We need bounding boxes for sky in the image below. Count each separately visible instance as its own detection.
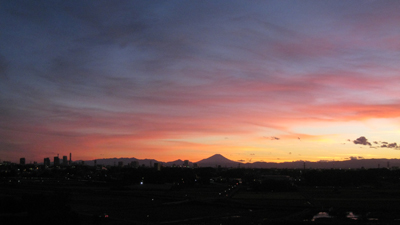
[1,0,400,164]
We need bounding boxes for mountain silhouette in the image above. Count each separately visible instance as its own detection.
[195,154,240,167]
[164,159,191,167]
[74,154,400,169]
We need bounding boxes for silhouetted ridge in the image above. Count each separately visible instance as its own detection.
[195,154,239,167]
[75,155,400,169]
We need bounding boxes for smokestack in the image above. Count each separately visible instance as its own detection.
[69,153,71,165]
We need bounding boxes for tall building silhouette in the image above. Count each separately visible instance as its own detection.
[20,158,25,165]
[63,156,68,165]
[44,158,50,167]
[154,162,161,171]
[131,161,139,168]
[54,156,60,166]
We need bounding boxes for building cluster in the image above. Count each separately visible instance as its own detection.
[43,153,72,167]
[17,153,73,167]
[9,154,198,171]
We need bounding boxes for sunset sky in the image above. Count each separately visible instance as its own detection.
[1,0,400,164]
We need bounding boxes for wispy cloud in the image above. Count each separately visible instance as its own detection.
[1,1,400,162]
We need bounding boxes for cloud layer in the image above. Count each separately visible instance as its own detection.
[353,136,399,150]
[1,1,400,162]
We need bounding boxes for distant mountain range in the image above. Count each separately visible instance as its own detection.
[196,154,239,167]
[78,154,400,169]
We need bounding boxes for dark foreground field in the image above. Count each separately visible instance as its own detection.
[3,166,400,224]
[2,181,400,225]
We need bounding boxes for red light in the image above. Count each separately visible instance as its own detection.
[105,215,109,218]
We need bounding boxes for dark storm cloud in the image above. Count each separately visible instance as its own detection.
[353,136,371,146]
